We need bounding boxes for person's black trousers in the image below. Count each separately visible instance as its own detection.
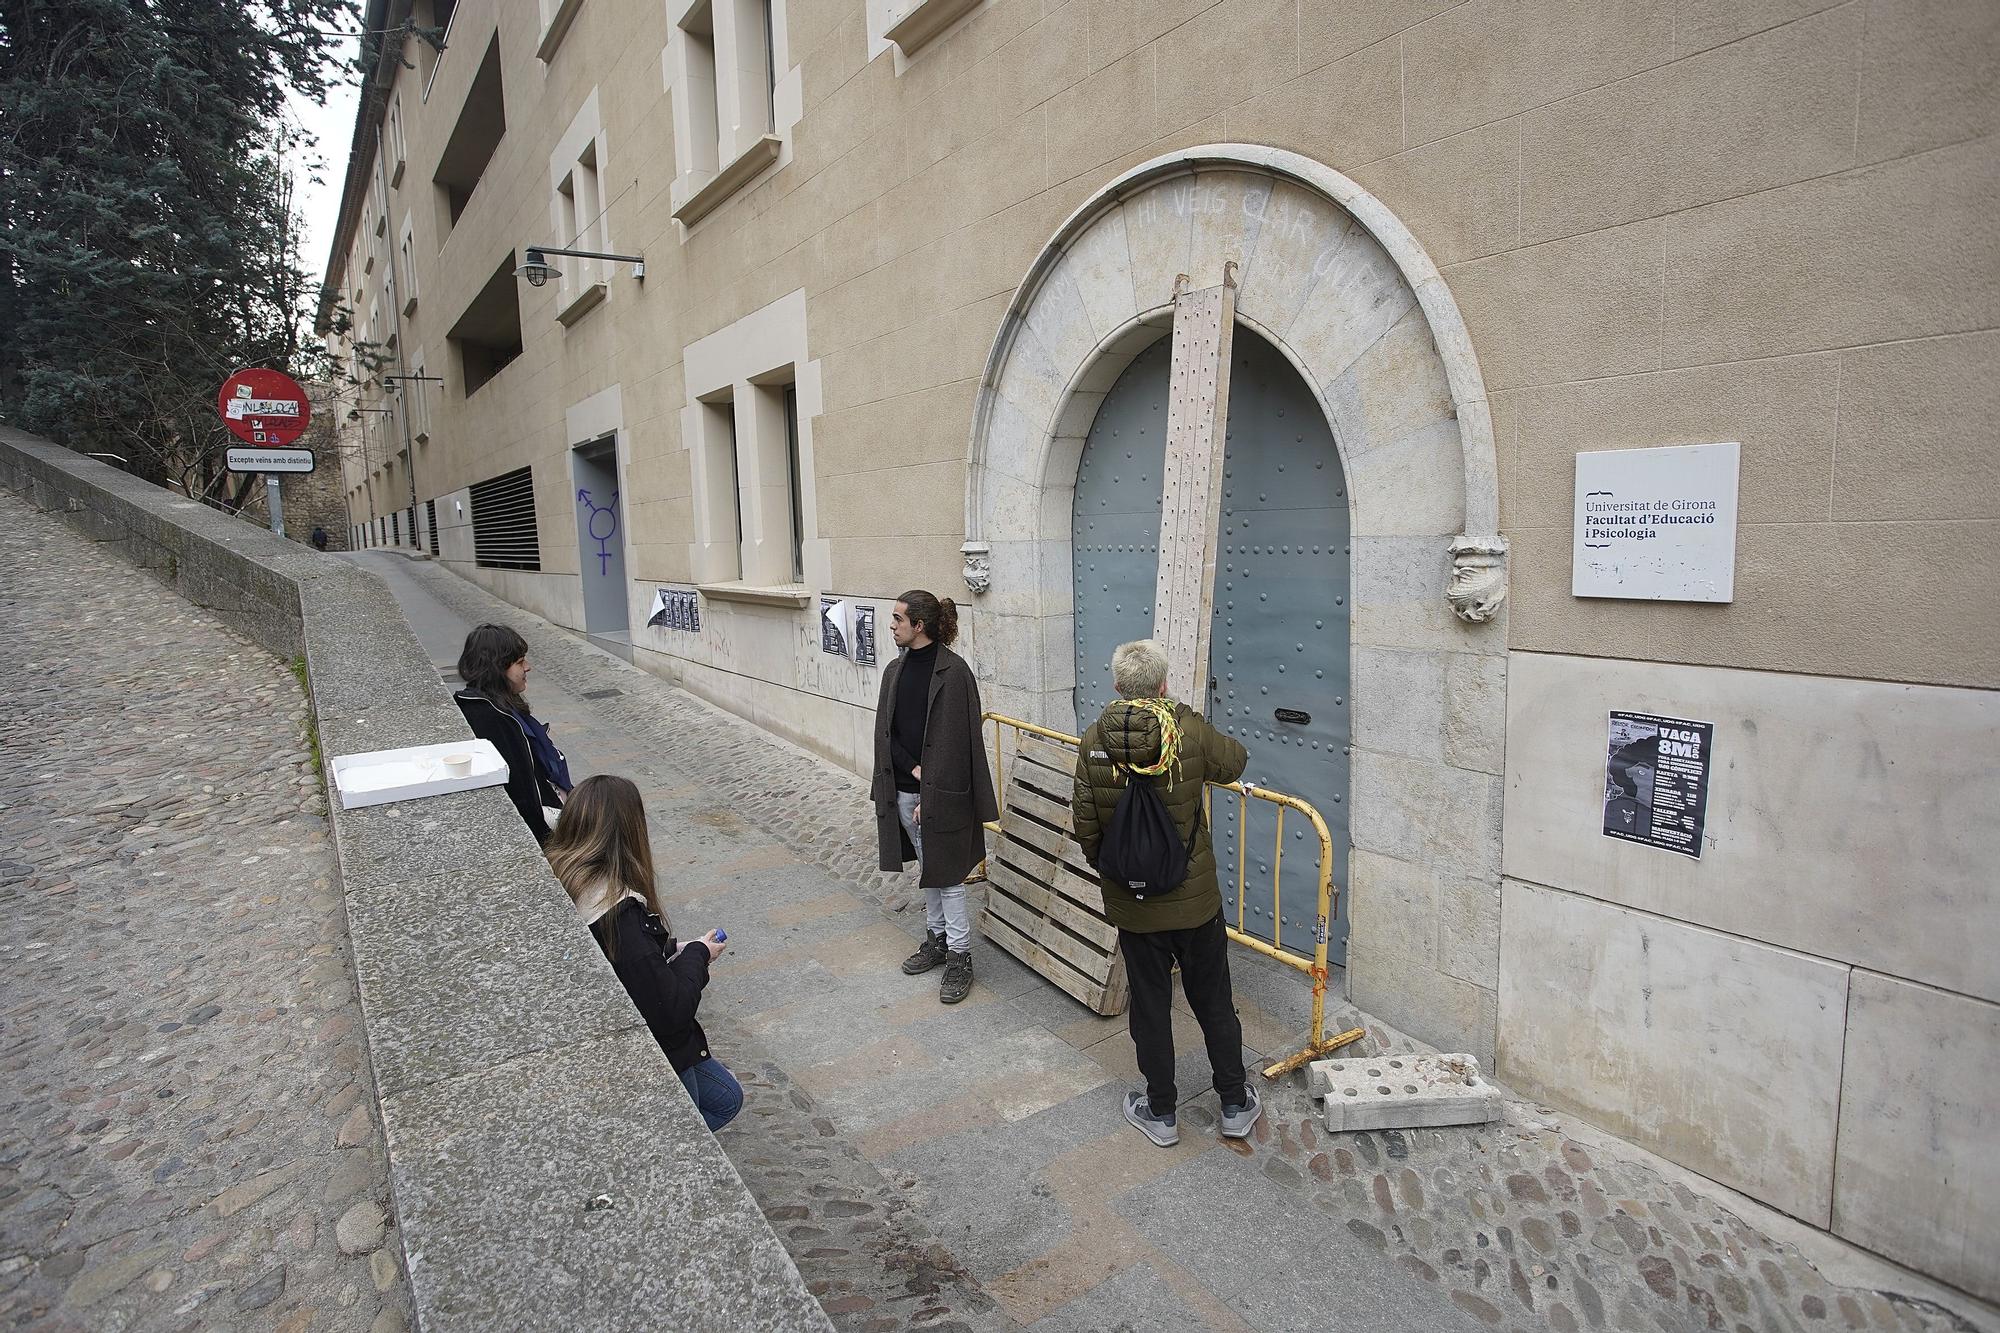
[1118,912,1247,1116]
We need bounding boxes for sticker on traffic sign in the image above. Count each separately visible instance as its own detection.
[217,368,311,446]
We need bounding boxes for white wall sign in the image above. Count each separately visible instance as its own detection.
[225,446,315,474]
[1573,442,1739,602]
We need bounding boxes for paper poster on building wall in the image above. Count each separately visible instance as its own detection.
[1573,442,1740,602]
[852,605,878,665]
[648,587,700,632]
[820,597,852,657]
[1602,711,1714,858]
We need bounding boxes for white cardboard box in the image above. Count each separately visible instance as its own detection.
[330,739,509,810]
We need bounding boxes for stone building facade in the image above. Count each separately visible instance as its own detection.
[319,0,1999,1302]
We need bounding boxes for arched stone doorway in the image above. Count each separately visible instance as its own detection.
[1071,326,1355,963]
[963,146,1509,1062]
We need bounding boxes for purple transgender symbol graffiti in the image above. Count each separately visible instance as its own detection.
[576,487,620,575]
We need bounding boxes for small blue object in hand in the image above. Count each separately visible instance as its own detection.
[713,929,727,943]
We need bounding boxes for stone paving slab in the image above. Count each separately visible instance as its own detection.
[358,549,1998,1333]
[0,493,413,1333]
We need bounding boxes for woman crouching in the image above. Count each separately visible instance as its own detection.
[546,774,742,1131]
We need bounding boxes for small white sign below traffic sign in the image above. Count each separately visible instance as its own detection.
[226,446,315,474]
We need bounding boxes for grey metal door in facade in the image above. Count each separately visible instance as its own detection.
[571,436,629,638]
[1071,329,1352,962]
[1072,339,1172,724]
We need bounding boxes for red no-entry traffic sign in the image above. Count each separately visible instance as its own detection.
[218,368,311,447]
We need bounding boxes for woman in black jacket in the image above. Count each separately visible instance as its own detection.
[454,624,572,845]
[546,775,741,1131]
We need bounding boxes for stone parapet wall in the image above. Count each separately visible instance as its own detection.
[0,426,831,1333]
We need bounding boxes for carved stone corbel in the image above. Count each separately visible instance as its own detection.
[960,540,991,595]
[1447,535,1508,623]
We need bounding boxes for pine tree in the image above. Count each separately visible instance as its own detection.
[0,0,357,504]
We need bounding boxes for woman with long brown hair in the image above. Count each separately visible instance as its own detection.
[546,775,741,1130]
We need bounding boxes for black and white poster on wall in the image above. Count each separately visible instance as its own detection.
[1602,711,1713,858]
[820,597,850,657]
[852,604,877,665]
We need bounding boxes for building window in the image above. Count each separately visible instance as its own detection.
[682,290,818,595]
[432,34,506,233]
[399,219,419,315]
[668,0,789,227]
[386,93,407,186]
[559,147,601,263]
[674,3,720,181]
[470,464,542,570]
[420,0,458,96]
[537,0,585,60]
[689,374,804,587]
[553,153,608,320]
[447,253,525,395]
[547,94,611,324]
[782,383,803,582]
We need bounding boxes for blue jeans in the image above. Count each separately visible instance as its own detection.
[678,1057,743,1131]
[896,789,971,952]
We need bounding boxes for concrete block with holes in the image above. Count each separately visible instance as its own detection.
[1308,1052,1502,1132]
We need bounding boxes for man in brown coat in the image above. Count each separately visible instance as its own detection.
[871,589,998,1004]
[1073,638,1258,1147]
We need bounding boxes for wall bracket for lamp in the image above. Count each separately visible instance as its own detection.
[516,246,646,287]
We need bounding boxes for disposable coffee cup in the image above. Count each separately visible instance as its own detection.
[442,752,473,776]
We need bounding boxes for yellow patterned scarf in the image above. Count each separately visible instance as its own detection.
[1109,696,1183,781]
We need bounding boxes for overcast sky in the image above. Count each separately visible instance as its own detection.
[286,77,363,308]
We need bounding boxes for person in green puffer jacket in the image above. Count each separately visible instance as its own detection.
[1072,638,1261,1149]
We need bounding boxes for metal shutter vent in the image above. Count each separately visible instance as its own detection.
[470,465,541,570]
[426,498,440,555]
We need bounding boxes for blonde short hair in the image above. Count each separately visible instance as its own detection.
[1111,639,1170,699]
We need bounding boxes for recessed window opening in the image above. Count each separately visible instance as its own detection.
[725,409,745,550]
[448,253,526,395]
[761,0,777,111]
[432,34,506,231]
[556,144,604,292]
[681,3,720,177]
[783,383,803,582]
[421,0,459,94]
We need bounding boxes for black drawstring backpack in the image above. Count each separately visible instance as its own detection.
[1095,767,1191,896]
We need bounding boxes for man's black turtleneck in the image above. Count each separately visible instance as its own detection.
[890,640,939,793]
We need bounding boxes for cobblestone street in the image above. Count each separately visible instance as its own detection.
[0,492,412,1333]
[358,548,1997,1333]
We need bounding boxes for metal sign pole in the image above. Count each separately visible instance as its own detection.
[266,474,286,537]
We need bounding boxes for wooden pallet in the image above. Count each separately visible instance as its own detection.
[980,732,1129,1016]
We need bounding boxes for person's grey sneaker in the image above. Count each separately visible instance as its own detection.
[1123,1090,1179,1147]
[939,950,973,1004]
[1219,1088,1262,1139]
[901,930,948,975]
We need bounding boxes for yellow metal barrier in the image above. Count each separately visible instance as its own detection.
[980,712,1362,1078]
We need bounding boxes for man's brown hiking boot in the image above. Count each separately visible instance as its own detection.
[939,950,973,1004]
[901,930,948,975]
